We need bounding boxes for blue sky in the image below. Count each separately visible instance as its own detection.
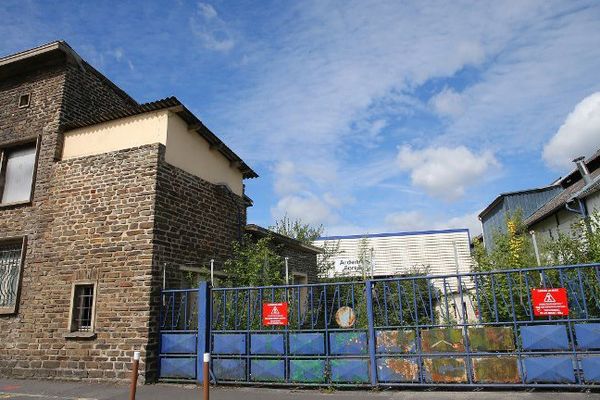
[3,0,600,236]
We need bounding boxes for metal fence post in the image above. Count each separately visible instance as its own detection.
[197,281,209,384]
[364,280,377,386]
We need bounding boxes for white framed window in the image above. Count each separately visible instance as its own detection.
[0,238,26,315]
[68,282,97,333]
[0,139,39,205]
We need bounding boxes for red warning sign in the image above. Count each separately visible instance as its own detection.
[262,302,289,326]
[531,288,569,316]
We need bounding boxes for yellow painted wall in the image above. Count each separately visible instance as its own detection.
[62,110,244,196]
[165,112,244,196]
[62,110,169,159]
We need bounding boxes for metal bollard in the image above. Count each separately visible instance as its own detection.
[203,353,210,400]
[129,351,140,400]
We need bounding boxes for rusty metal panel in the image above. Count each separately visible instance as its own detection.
[472,356,520,383]
[423,357,467,383]
[376,357,419,382]
[468,327,515,352]
[376,330,416,353]
[421,328,465,352]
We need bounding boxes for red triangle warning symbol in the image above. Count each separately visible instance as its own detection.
[272,306,280,315]
[544,292,556,303]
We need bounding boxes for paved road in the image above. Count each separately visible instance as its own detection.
[0,379,599,400]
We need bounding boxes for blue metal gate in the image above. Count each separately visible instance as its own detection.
[159,263,600,388]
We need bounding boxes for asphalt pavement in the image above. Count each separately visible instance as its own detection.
[0,379,599,400]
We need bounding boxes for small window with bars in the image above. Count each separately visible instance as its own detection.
[70,284,95,332]
[0,241,24,313]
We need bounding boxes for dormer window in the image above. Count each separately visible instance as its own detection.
[18,93,30,108]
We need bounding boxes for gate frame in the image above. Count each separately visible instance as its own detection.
[159,263,600,388]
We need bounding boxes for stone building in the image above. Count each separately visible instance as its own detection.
[0,41,316,382]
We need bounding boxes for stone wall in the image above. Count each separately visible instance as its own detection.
[144,145,247,379]
[0,64,66,378]
[0,50,250,383]
[1,56,149,382]
[0,145,159,381]
[280,245,319,283]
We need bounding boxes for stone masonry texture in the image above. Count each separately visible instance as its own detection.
[0,50,256,383]
[0,47,314,384]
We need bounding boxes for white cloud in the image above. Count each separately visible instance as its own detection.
[384,211,427,232]
[397,145,499,201]
[190,2,234,52]
[443,212,482,237]
[113,47,124,62]
[430,87,465,117]
[543,92,600,170]
[197,2,217,19]
[271,194,338,226]
[273,161,303,196]
[203,1,600,231]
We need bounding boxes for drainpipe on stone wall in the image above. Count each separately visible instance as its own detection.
[210,259,215,287]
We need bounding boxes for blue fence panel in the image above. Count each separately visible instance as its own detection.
[251,359,285,382]
[330,359,370,383]
[329,331,368,355]
[521,325,569,350]
[289,359,326,383]
[289,333,324,355]
[581,356,600,383]
[213,359,246,381]
[213,334,246,354]
[575,323,600,349]
[160,357,196,379]
[376,357,419,382]
[523,356,576,383]
[251,334,285,355]
[160,263,600,388]
[160,333,196,354]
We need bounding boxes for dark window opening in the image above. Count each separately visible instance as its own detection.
[18,94,30,108]
[71,284,94,332]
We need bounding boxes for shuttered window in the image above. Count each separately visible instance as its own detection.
[0,241,24,313]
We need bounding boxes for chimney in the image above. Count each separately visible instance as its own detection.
[573,156,592,186]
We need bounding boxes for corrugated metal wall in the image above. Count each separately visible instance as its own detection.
[481,187,562,250]
[313,230,472,280]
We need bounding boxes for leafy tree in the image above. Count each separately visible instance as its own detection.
[270,214,324,244]
[357,236,372,280]
[473,210,537,272]
[315,239,341,277]
[223,234,284,287]
[473,210,600,322]
[271,214,341,277]
[473,211,538,321]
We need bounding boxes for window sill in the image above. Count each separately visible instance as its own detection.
[64,331,96,340]
[0,306,17,315]
[0,200,32,209]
